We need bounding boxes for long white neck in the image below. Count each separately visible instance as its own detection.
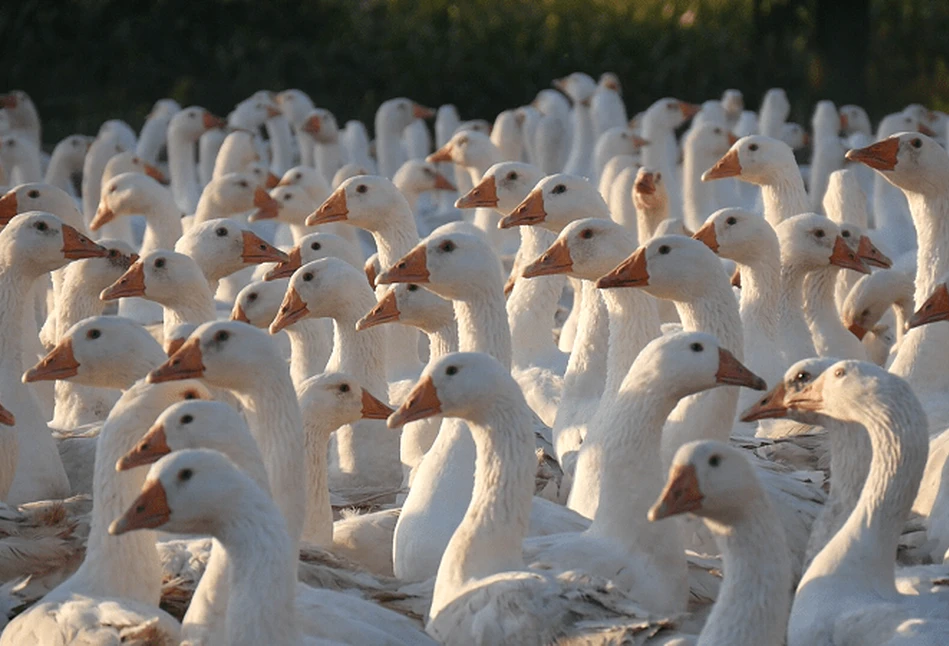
[454,287,512,371]
[698,494,791,646]
[761,171,809,228]
[803,268,866,359]
[266,117,295,176]
[675,285,744,359]
[554,282,609,431]
[140,197,184,253]
[44,148,79,196]
[564,104,594,178]
[285,320,332,388]
[507,229,563,370]
[167,128,202,213]
[737,249,781,343]
[636,201,669,245]
[430,394,535,619]
[159,285,216,342]
[777,266,818,364]
[301,416,338,547]
[609,170,639,237]
[376,117,406,179]
[315,143,342,185]
[683,148,723,231]
[600,289,660,400]
[424,321,458,360]
[325,296,388,395]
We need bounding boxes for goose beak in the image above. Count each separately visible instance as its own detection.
[62,225,109,259]
[0,191,17,227]
[679,102,701,120]
[648,464,703,521]
[426,143,454,164]
[231,303,250,323]
[24,339,80,383]
[784,373,826,412]
[847,321,869,340]
[307,188,348,226]
[0,403,14,427]
[702,148,742,181]
[413,104,435,120]
[633,135,650,148]
[165,336,186,357]
[203,112,226,130]
[716,348,767,390]
[302,114,321,136]
[361,389,395,420]
[522,238,573,278]
[356,290,401,331]
[596,247,649,289]
[456,175,498,209]
[266,246,302,281]
[264,172,280,189]
[433,172,456,192]
[499,189,546,229]
[266,105,282,119]
[503,274,517,297]
[148,337,206,383]
[252,187,279,221]
[856,235,891,269]
[101,260,146,300]
[241,230,288,264]
[109,479,171,535]
[376,247,430,284]
[691,221,719,253]
[727,131,739,146]
[364,259,379,289]
[269,287,310,334]
[731,268,741,289]
[845,137,899,171]
[115,423,170,472]
[829,236,870,274]
[740,382,789,422]
[388,376,441,428]
[908,283,949,330]
[840,113,849,131]
[634,172,656,195]
[918,123,937,138]
[142,163,167,185]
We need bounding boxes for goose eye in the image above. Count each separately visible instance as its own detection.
[356,184,368,194]
[725,216,737,225]
[912,138,923,148]
[108,249,119,257]
[708,454,721,467]
[215,227,228,237]
[795,371,811,383]
[87,329,101,340]
[842,230,850,238]
[35,221,48,232]
[246,292,258,303]
[407,284,419,291]
[183,390,199,400]
[689,342,703,352]
[303,272,313,281]
[27,189,39,199]
[109,185,117,193]
[713,128,721,135]
[284,194,293,201]
[310,242,321,250]
[339,384,350,393]
[814,229,825,238]
[658,245,671,255]
[215,330,229,342]
[551,184,566,195]
[238,180,248,188]
[748,143,759,152]
[834,367,846,377]
[861,308,869,317]
[445,365,458,375]
[439,240,456,253]
[295,173,301,180]
[654,172,662,181]
[189,112,196,119]
[154,258,166,268]
[178,468,193,482]
[507,172,518,181]
[181,414,194,424]
[580,229,594,239]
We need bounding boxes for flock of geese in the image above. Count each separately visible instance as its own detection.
[0,72,948,644]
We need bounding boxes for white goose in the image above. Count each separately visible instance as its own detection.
[375,98,434,179]
[167,106,225,214]
[590,73,628,140]
[44,135,92,198]
[640,97,699,219]
[841,268,915,364]
[682,123,737,232]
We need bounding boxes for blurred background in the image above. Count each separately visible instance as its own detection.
[4,0,949,145]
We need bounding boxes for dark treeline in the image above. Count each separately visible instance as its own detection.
[3,0,949,146]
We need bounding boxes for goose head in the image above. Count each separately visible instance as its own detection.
[270,257,371,333]
[356,282,454,333]
[262,184,316,226]
[780,123,809,150]
[0,211,107,275]
[649,440,759,523]
[596,234,727,301]
[300,108,340,145]
[775,213,868,274]
[500,173,608,232]
[149,320,284,389]
[846,132,949,194]
[232,279,286,327]
[0,133,38,169]
[202,172,279,220]
[102,152,167,185]
[0,90,38,129]
[376,230,502,301]
[298,372,393,434]
[169,106,225,141]
[245,162,280,191]
[598,72,621,94]
[644,97,701,128]
[740,357,837,426]
[839,105,871,136]
[275,89,315,126]
[760,88,790,120]
[908,276,949,330]
[63,237,137,289]
[265,231,360,281]
[632,167,667,215]
[692,207,778,265]
[175,218,287,281]
[812,101,841,139]
[427,130,498,169]
[553,72,597,106]
[116,400,258,475]
[841,269,914,340]
[523,217,633,281]
[721,89,744,119]
[0,182,83,229]
[229,95,280,131]
[780,359,904,423]
[456,161,543,214]
[532,89,571,120]
[101,250,207,304]
[702,135,798,185]
[685,123,738,161]
[52,133,93,164]
[596,126,649,157]
[331,163,373,190]
[92,172,174,231]
[393,159,456,197]
[24,315,167,389]
[307,175,408,229]
[276,165,332,204]
[376,98,435,134]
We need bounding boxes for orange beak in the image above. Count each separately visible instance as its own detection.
[147,337,206,383]
[143,163,167,184]
[253,187,279,221]
[634,172,656,196]
[918,123,937,138]
[678,102,701,120]
[101,260,147,300]
[387,375,441,428]
[433,172,456,192]
[269,287,310,334]
[522,238,574,278]
[264,172,280,189]
[306,188,348,226]
[115,423,171,471]
[0,403,14,426]
[108,479,171,535]
[856,235,891,269]
[0,191,17,227]
[499,189,546,229]
[265,246,302,281]
[361,389,395,420]
[648,464,703,521]
[908,283,949,330]
[376,246,430,284]
[731,267,742,289]
[740,381,790,422]
[24,339,80,383]
[231,302,250,323]
[203,112,226,130]
[727,132,739,146]
[355,290,401,331]
[829,236,870,274]
[691,221,719,253]
[456,175,498,209]
[847,321,869,340]
[716,348,767,390]
[845,137,900,172]
[426,143,454,164]
[702,148,742,181]
[596,247,649,289]
[62,225,109,259]
[840,113,849,131]
[413,104,436,120]
[90,203,116,231]
[302,114,321,136]
[241,230,289,264]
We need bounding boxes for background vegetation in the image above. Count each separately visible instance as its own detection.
[3,0,949,145]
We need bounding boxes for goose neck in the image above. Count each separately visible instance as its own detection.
[601,288,660,399]
[761,172,809,228]
[737,251,781,340]
[906,191,949,305]
[160,289,216,341]
[674,284,744,359]
[426,323,459,360]
[140,198,184,253]
[370,215,419,269]
[286,320,331,387]
[777,265,817,360]
[301,412,335,547]
[167,129,200,211]
[454,289,512,370]
[326,301,389,395]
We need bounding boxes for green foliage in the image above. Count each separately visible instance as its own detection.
[2,0,949,146]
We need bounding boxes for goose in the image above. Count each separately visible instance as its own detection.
[590,72,628,141]
[780,122,810,151]
[847,132,949,431]
[392,159,456,234]
[841,268,915,360]
[590,126,646,189]
[649,440,792,646]
[772,360,949,646]
[0,378,211,646]
[264,105,296,178]
[209,129,262,183]
[703,134,808,227]
[0,133,43,185]
[271,165,359,248]
[269,258,400,491]
[265,231,363,280]
[167,106,225,214]
[841,105,873,137]
[275,89,317,165]
[721,89,744,127]
[0,91,41,148]
[81,131,127,234]
[598,152,637,206]
[99,120,138,152]
[43,135,92,198]
[633,167,672,244]
[640,97,699,219]
[821,168,876,306]
[375,98,434,179]
[299,108,344,184]
[387,352,674,645]
[489,109,524,163]
[0,213,106,503]
[522,332,764,615]
[758,88,790,139]
[101,250,215,343]
[134,98,180,168]
[112,448,436,646]
[191,172,279,226]
[682,123,738,232]
[231,279,294,361]
[809,101,845,210]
